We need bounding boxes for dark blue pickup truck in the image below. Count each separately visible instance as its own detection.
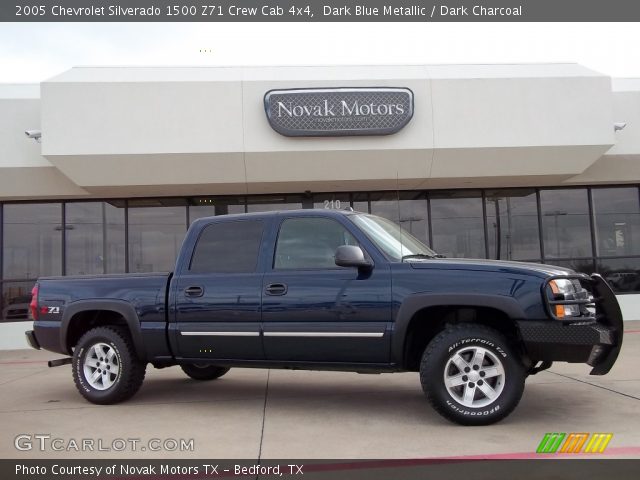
[25,209,623,425]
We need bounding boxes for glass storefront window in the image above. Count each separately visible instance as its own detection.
[128,201,187,273]
[545,259,596,276]
[430,191,485,258]
[246,195,303,213]
[65,202,126,275]
[540,189,592,259]
[370,192,430,246]
[3,187,640,301]
[189,197,246,223]
[592,187,640,257]
[2,281,35,322]
[485,189,541,261]
[2,203,62,279]
[352,193,369,213]
[597,257,640,293]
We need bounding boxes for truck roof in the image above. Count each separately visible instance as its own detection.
[191,207,361,226]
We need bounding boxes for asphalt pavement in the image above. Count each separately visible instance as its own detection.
[1,322,638,460]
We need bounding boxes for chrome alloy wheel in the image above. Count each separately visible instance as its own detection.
[82,342,120,390]
[443,346,505,408]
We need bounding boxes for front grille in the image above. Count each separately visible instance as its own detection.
[574,281,596,318]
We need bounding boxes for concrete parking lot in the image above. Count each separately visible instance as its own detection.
[1,322,639,460]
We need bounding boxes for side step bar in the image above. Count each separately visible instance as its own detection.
[48,357,72,368]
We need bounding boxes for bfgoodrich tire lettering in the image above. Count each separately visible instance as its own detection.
[420,324,525,426]
[72,326,146,405]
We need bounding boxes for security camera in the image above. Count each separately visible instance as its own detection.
[614,122,627,132]
[24,129,42,140]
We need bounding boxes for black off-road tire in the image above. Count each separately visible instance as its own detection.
[72,326,146,405]
[180,364,230,381]
[420,324,525,426]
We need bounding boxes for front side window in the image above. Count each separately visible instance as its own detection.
[190,220,264,273]
[274,217,358,270]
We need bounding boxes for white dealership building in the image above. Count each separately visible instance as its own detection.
[1,63,639,348]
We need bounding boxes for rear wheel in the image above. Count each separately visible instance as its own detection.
[420,324,525,426]
[72,326,146,404]
[181,364,230,381]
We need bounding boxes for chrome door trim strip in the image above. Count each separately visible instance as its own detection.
[262,332,384,338]
[180,331,260,337]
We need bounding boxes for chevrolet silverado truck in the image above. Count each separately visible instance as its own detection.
[25,209,623,425]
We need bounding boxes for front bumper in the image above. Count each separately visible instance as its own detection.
[518,274,623,375]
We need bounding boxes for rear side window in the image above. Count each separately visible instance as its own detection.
[190,220,264,273]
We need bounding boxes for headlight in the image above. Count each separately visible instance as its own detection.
[548,279,581,318]
[549,278,575,295]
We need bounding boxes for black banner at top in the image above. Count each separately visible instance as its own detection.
[3,0,640,22]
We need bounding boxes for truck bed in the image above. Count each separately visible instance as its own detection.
[34,272,172,358]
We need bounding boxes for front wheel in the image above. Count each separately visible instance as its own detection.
[420,324,525,426]
[181,364,230,381]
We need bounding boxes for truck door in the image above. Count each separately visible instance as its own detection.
[261,215,392,363]
[172,218,266,360]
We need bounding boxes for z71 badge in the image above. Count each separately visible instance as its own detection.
[41,306,60,315]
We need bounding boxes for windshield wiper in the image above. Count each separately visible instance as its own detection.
[401,253,437,261]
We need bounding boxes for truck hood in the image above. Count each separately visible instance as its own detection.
[408,258,575,277]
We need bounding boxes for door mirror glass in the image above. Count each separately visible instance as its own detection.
[335,245,371,269]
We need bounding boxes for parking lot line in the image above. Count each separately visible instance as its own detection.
[0,359,47,365]
[546,372,640,401]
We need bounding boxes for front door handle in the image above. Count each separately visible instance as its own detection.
[184,286,204,297]
[265,283,288,296]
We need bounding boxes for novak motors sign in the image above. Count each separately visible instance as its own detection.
[264,87,414,137]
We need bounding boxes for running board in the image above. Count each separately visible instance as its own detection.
[48,357,72,368]
[528,360,552,375]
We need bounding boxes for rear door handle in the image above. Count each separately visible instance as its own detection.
[184,286,204,297]
[265,283,288,296]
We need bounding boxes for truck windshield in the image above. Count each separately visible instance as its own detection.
[350,213,439,262]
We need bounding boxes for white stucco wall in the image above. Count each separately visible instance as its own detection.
[36,63,616,197]
[616,295,640,323]
[2,65,640,199]
[0,322,30,350]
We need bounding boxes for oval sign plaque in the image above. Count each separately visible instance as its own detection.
[264,87,414,137]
